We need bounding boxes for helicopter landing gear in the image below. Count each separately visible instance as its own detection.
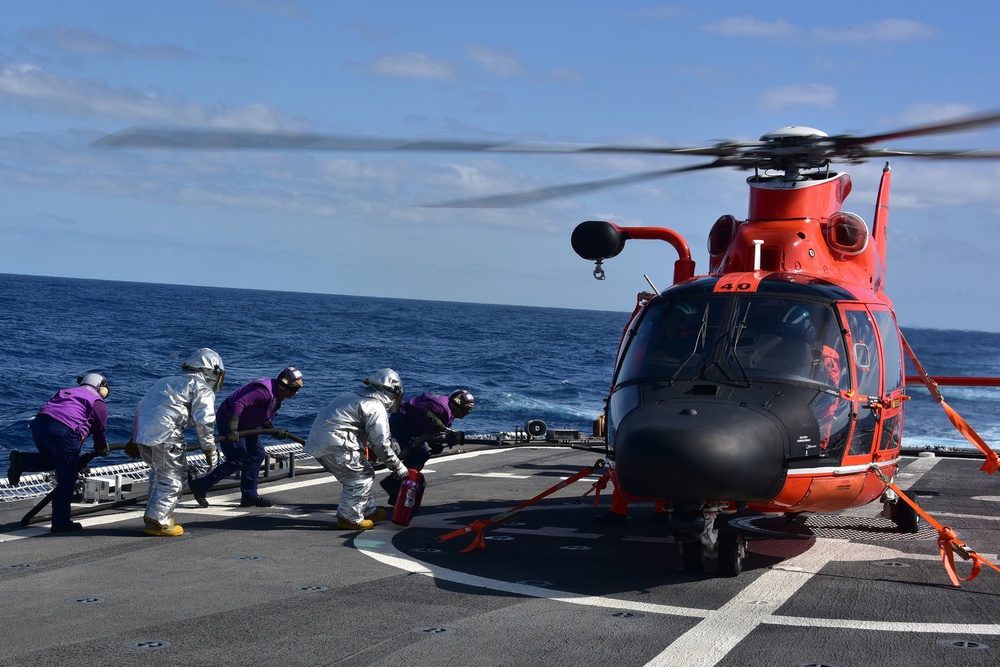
[717,530,746,577]
[881,488,919,533]
[680,539,705,573]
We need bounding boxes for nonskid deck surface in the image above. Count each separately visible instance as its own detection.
[1,446,999,667]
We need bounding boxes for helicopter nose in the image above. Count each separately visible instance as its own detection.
[613,401,787,502]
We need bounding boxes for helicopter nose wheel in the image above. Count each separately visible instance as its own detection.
[717,530,747,577]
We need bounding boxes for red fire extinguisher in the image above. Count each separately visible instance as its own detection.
[391,468,426,526]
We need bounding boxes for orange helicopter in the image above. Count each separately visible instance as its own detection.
[96,110,1000,577]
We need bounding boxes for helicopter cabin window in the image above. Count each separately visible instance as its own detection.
[617,297,724,383]
[871,310,904,393]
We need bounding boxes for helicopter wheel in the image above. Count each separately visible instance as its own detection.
[680,540,705,573]
[890,501,920,534]
[717,531,746,578]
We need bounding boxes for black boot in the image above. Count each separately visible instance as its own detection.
[7,450,24,486]
[188,474,209,507]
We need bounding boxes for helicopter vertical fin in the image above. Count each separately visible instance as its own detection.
[870,163,892,294]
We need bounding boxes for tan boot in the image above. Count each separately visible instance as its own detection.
[144,516,184,537]
[337,514,375,530]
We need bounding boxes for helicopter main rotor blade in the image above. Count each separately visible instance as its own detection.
[93,126,734,157]
[427,161,726,208]
[832,109,1000,149]
[855,148,1000,160]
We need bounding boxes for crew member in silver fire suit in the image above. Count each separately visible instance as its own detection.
[129,348,224,537]
[304,368,408,530]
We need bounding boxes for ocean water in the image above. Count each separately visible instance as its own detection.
[1,273,998,476]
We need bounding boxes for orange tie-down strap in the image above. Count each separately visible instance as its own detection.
[870,466,1000,586]
[900,333,1000,474]
[434,459,606,553]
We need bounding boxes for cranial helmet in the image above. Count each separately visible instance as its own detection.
[449,389,475,415]
[278,366,304,391]
[779,306,817,343]
[182,348,226,392]
[78,373,109,399]
[666,302,698,336]
[363,368,403,411]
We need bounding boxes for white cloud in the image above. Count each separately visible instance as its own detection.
[814,19,932,42]
[757,83,838,111]
[464,44,524,77]
[366,52,460,80]
[704,17,797,37]
[0,62,305,130]
[25,27,198,60]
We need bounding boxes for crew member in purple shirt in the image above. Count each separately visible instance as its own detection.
[7,373,111,532]
[188,366,303,508]
[380,389,474,505]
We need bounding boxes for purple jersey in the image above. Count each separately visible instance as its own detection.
[36,385,109,450]
[397,393,454,434]
[217,378,281,430]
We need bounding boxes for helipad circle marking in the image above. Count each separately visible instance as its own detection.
[126,639,172,650]
[971,496,1000,502]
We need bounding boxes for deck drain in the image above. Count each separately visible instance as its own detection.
[67,597,106,604]
[4,563,37,569]
[126,639,172,650]
[937,639,989,650]
[412,627,456,635]
[560,545,592,551]
[292,586,329,592]
[797,662,840,667]
[411,547,443,554]
[485,535,514,541]
[233,555,263,561]
[516,580,553,587]
[610,611,645,619]
[875,561,911,568]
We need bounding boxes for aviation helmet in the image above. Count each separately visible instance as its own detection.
[449,389,475,417]
[181,347,226,392]
[277,366,304,392]
[77,372,109,399]
[779,306,818,343]
[666,302,699,336]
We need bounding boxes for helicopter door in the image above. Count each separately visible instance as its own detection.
[870,309,905,456]
[841,306,883,459]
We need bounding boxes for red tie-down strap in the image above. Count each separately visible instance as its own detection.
[900,333,1000,474]
[870,465,1000,586]
[434,459,606,553]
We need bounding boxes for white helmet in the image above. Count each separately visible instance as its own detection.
[77,373,109,399]
[181,348,225,392]
[363,368,403,412]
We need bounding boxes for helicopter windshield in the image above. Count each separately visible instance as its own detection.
[617,297,725,383]
[616,294,848,390]
[725,297,847,389]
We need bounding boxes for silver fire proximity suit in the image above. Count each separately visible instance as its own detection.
[132,349,223,528]
[305,370,407,524]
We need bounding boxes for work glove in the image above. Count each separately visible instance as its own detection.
[95,444,110,457]
[445,430,464,447]
[273,429,289,441]
[392,461,409,480]
[224,430,240,444]
[124,441,141,460]
[429,442,444,456]
[204,447,219,470]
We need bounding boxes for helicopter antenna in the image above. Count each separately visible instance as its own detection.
[752,240,765,271]
[644,274,659,293]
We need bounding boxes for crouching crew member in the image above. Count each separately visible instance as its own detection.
[130,348,224,537]
[8,373,111,532]
[305,368,408,530]
[381,389,474,505]
[189,366,303,508]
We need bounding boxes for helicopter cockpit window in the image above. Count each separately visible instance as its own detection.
[617,297,723,383]
[725,298,847,389]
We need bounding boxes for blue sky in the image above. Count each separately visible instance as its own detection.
[2,2,1000,330]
